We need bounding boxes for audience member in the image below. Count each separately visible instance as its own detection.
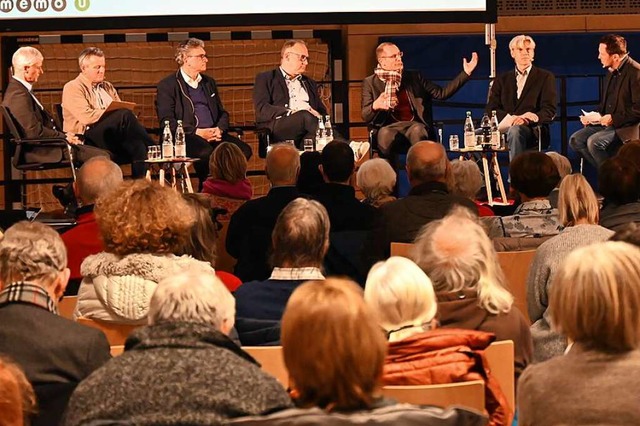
[545,151,572,208]
[413,208,532,378]
[450,159,494,216]
[229,278,487,425]
[518,242,640,425]
[227,143,301,282]
[234,198,328,345]
[599,156,640,231]
[64,272,292,425]
[610,221,640,246]
[484,151,561,238]
[0,222,110,424]
[0,356,36,426]
[615,139,640,168]
[60,157,123,293]
[157,38,252,183]
[75,179,214,323]
[356,158,397,207]
[62,47,152,178]
[296,150,324,197]
[369,141,476,262]
[527,174,613,362]
[365,256,511,425]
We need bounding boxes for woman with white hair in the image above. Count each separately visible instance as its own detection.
[356,158,397,207]
[413,208,532,379]
[365,256,511,425]
[527,174,613,362]
[450,160,494,216]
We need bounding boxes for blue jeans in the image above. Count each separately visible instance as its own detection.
[569,125,620,169]
[506,125,537,161]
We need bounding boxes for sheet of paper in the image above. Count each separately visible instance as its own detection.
[105,100,136,113]
[497,114,514,133]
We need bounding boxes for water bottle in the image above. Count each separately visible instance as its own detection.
[315,118,326,150]
[324,115,334,143]
[174,120,186,158]
[464,111,476,148]
[480,113,491,147]
[162,120,174,159]
[490,110,500,149]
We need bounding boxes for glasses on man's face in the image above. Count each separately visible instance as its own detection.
[287,51,309,63]
[380,52,404,60]
[188,54,208,60]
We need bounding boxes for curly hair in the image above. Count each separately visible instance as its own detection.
[95,180,195,256]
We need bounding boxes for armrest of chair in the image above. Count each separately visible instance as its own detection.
[14,137,69,147]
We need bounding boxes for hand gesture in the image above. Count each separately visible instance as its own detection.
[463,52,479,76]
[600,114,613,127]
[373,92,395,110]
[66,132,82,145]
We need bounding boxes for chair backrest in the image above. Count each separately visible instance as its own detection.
[58,296,78,320]
[110,345,125,356]
[0,105,24,141]
[390,242,414,259]
[381,380,485,412]
[242,345,288,387]
[496,250,537,324]
[76,317,140,346]
[216,220,237,273]
[484,340,515,411]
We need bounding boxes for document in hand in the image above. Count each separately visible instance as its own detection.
[581,109,602,124]
[105,100,136,113]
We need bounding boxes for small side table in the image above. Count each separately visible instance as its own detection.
[144,158,198,193]
[451,147,508,206]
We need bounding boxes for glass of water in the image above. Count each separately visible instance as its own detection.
[448,135,459,151]
[147,145,160,160]
[303,138,314,152]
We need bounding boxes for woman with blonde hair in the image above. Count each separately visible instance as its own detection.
[0,356,35,426]
[527,173,613,362]
[356,158,396,207]
[519,242,640,425]
[413,208,532,378]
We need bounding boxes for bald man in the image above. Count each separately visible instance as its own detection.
[226,143,302,282]
[368,141,477,262]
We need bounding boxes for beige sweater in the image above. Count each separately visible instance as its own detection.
[62,73,120,134]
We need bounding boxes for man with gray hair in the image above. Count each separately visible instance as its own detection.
[62,47,153,178]
[227,143,302,282]
[234,198,329,345]
[368,141,476,262]
[157,38,252,184]
[61,157,124,292]
[1,46,109,165]
[0,221,110,424]
[64,272,291,425]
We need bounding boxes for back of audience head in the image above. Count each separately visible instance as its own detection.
[149,272,235,335]
[0,356,36,426]
[0,221,69,300]
[96,179,195,256]
[615,140,640,170]
[412,207,513,314]
[75,156,123,205]
[178,193,217,267]
[406,141,448,187]
[610,222,640,247]
[356,158,396,204]
[450,160,482,200]
[558,174,599,227]
[271,198,330,269]
[320,140,354,184]
[210,142,247,184]
[510,151,560,199]
[297,151,324,196]
[365,256,437,342]
[281,278,386,412]
[550,241,640,352]
[599,157,640,205]
[266,143,300,186]
[545,152,572,183]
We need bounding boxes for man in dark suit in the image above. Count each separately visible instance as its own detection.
[253,39,327,148]
[569,34,640,169]
[361,42,478,155]
[0,221,111,424]
[487,35,557,160]
[1,46,108,166]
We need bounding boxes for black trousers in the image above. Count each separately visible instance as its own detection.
[186,132,253,183]
[272,110,319,148]
[71,144,111,164]
[84,109,153,178]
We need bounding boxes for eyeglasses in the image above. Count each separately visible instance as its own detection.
[287,51,310,63]
[380,52,404,60]
[187,54,208,60]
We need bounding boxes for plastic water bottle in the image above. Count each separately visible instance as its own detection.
[480,113,491,146]
[174,120,186,158]
[464,111,476,148]
[324,115,334,143]
[490,110,500,149]
[315,118,326,150]
[162,120,174,159]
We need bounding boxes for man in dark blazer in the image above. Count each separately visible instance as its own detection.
[569,34,640,169]
[1,46,108,166]
[157,38,252,183]
[253,39,327,148]
[487,35,557,160]
[361,42,478,155]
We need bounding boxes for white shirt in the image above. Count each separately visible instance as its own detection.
[515,64,532,99]
[269,267,325,281]
[180,68,202,89]
[279,67,310,112]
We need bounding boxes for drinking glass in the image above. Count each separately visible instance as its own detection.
[448,135,459,151]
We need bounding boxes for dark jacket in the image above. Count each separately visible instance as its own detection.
[63,322,292,425]
[313,183,376,232]
[156,70,230,135]
[598,56,640,142]
[253,68,327,129]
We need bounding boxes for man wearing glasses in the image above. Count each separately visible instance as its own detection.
[157,38,252,184]
[253,39,327,148]
[362,42,478,155]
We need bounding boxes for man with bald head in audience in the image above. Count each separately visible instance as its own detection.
[368,141,477,262]
[61,157,123,293]
[227,143,302,282]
